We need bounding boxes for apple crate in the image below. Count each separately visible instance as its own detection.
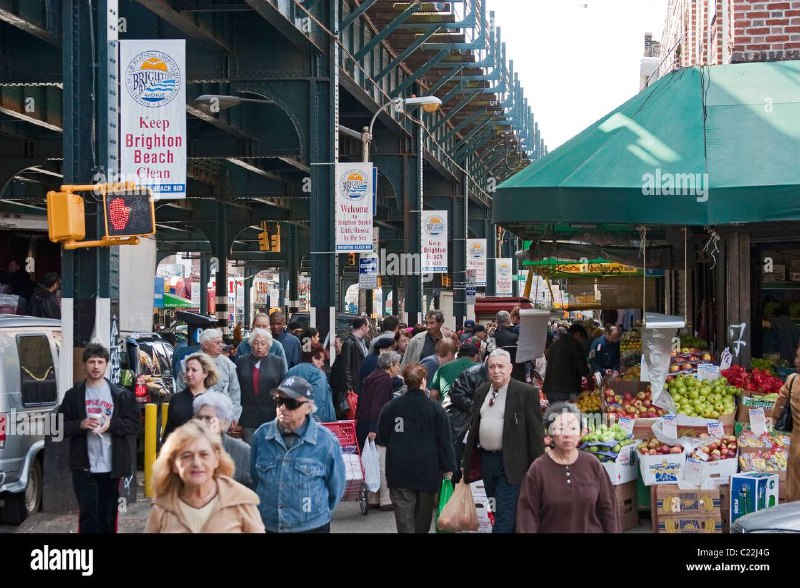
[735,392,775,422]
[603,444,639,485]
[639,450,686,486]
[684,457,739,485]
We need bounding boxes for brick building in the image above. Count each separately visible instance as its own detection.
[659,0,800,75]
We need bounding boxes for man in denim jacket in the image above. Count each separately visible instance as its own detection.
[251,376,345,533]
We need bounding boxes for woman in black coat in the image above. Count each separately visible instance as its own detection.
[235,328,287,444]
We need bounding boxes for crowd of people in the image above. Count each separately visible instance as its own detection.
[62,307,800,536]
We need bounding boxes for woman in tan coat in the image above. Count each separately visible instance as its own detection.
[145,420,264,533]
[772,344,800,503]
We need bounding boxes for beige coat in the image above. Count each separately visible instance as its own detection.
[145,475,265,533]
[773,374,800,503]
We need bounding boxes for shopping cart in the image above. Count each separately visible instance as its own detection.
[322,420,369,515]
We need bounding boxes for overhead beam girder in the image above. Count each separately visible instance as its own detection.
[0,2,60,46]
[134,0,234,53]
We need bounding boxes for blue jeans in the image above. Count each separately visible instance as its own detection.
[480,451,520,534]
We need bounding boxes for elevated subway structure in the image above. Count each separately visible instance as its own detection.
[0,0,546,336]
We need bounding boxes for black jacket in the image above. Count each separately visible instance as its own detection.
[494,325,519,349]
[58,379,138,478]
[378,389,456,494]
[236,353,286,428]
[331,334,367,398]
[543,334,591,398]
[444,362,488,441]
[461,379,545,486]
[161,389,197,442]
[29,286,60,319]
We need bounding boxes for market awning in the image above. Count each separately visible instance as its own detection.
[495,60,800,232]
[522,256,664,278]
[163,293,193,308]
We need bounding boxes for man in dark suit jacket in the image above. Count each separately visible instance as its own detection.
[493,310,519,348]
[235,330,287,444]
[331,317,369,416]
[543,324,591,403]
[462,349,544,534]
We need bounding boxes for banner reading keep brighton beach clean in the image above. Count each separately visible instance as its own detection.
[335,163,374,252]
[120,40,186,198]
[495,258,513,296]
[421,210,448,273]
[466,239,487,287]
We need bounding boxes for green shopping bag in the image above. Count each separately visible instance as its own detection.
[436,477,454,533]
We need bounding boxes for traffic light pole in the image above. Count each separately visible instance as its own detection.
[47,0,119,514]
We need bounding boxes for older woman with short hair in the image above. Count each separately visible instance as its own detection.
[516,402,619,533]
[193,392,254,490]
[145,420,264,533]
[236,327,286,444]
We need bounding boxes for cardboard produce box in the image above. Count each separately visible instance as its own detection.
[615,480,638,532]
[729,472,780,526]
[651,486,722,533]
[639,450,686,486]
[736,392,776,422]
[652,485,721,516]
[602,444,639,485]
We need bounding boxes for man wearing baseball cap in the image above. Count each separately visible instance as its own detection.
[251,376,345,533]
[460,319,476,342]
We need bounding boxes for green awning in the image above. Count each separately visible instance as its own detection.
[496,60,800,229]
[163,293,193,308]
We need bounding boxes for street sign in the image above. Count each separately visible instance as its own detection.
[359,254,378,290]
[466,286,476,306]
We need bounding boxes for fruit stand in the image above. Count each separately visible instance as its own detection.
[571,316,790,532]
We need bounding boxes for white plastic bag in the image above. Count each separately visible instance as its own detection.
[361,439,380,493]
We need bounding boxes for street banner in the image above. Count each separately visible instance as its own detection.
[359,254,379,290]
[335,163,374,252]
[495,258,513,296]
[119,40,186,198]
[421,210,448,273]
[466,239,487,286]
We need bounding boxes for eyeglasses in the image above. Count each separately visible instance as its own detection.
[272,396,307,410]
[488,388,498,407]
[194,415,218,424]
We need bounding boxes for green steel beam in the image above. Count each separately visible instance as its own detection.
[389,49,447,97]
[431,89,480,133]
[354,2,420,61]
[375,24,442,82]
[340,0,377,31]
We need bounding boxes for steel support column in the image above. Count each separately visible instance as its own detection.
[404,124,423,324]
[288,224,299,311]
[485,219,495,296]
[309,3,338,345]
[200,255,210,315]
[452,184,466,329]
[214,202,228,332]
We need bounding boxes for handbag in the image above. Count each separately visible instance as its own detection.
[774,374,796,433]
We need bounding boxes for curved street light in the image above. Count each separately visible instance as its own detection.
[362,95,442,162]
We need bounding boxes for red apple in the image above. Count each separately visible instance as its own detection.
[669,446,682,454]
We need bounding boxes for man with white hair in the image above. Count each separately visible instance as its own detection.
[176,328,242,422]
[461,349,545,534]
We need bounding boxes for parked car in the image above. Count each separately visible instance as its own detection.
[731,502,800,533]
[0,315,61,525]
[117,333,174,463]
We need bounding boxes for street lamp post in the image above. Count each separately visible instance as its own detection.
[360,95,441,321]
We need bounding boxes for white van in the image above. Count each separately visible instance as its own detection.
[0,315,60,524]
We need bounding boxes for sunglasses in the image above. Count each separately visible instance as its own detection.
[272,396,307,410]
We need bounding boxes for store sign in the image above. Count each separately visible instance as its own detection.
[421,211,448,273]
[119,40,186,198]
[335,163,373,252]
[466,239,487,287]
[495,258,513,296]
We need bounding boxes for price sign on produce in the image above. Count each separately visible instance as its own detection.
[661,414,678,439]
[749,407,767,436]
[707,421,725,439]
[617,416,634,436]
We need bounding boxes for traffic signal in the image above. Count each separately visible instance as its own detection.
[258,231,269,251]
[347,253,357,266]
[441,274,452,288]
[267,222,281,252]
[103,188,155,238]
[46,191,86,243]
